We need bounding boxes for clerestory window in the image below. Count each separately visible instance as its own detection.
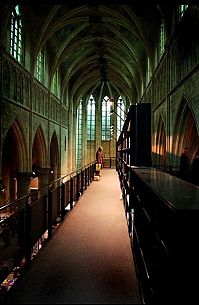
[10,5,24,64]
[87,95,96,141]
[52,69,59,97]
[36,49,45,83]
[76,101,83,169]
[160,21,166,57]
[178,5,189,20]
[117,97,125,139]
[102,96,111,141]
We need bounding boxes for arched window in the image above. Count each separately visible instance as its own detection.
[36,49,45,83]
[178,5,189,21]
[76,101,83,169]
[52,69,59,97]
[10,5,24,64]
[87,95,96,141]
[117,97,125,139]
[160,21,165,57]
[102,96,111,141]
[147,57,151,85]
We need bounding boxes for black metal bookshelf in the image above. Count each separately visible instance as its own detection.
[117,104,199,303]
[116,103,151,233]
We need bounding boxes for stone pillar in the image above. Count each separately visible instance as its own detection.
[49,165,58,182]
[9,176,17,202]
[38,167,50,197]
[49,165,58,189]
[16,172,32,206]
[0,179,6,206]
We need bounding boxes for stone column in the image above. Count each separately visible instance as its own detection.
[16,172,32,207]
[38,167,50,197]
[0,179,7,206]
[9,176,17,202]
[49,165,58,189]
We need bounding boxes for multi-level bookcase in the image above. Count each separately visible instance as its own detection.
[117,102,151,170]
[130,166,199,303]
[117,103,151,230]
[117,103,199,303]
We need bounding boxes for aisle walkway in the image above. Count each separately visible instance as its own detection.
[4,169,141,304]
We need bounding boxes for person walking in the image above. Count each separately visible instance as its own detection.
[96,146,104,166]
[95,146,104,177]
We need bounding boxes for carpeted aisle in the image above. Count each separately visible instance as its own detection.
[5,168,142,304]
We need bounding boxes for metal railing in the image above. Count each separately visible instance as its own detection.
[103,157,116,168]
[0,161,96,299]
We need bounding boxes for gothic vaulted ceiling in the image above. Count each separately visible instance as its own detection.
[2,1,175,103]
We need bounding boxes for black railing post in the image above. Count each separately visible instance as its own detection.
[24,197,32,267]
[85,168,87,190]
[90,165,92,182]
[88,166,90,186]
[70,176,74,209]
[81,169,84,195]
[61,183,65,221]
[76,173,80,200]
[48,190,52,239]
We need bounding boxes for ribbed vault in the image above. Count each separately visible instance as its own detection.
[0,2,174,104]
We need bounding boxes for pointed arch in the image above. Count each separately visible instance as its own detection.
[2,118,28,203]
[32,125,48,169]
[155,115,166,168]
[50,131,59,181]
[172,95,199,161]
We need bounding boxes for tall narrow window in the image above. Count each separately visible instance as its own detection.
[36,49,45,83]
[102,96,111,141]
[160,22,165,57]
[52,69,59,97]
[10,5,23,64]
[147,57,151,84]
[117,97,125,139]
[178,5,189,20]
[76,101,83,169]
[87,95,96,141]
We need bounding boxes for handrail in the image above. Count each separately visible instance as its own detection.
[0,160,97,298]
[0,161,96,211]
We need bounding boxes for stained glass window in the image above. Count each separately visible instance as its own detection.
[10,5,23,64]
[87,95,96,141]
[36,49,45,83]
[102,96,111,141]
[76,101,83,169]
[117,97,125,139]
